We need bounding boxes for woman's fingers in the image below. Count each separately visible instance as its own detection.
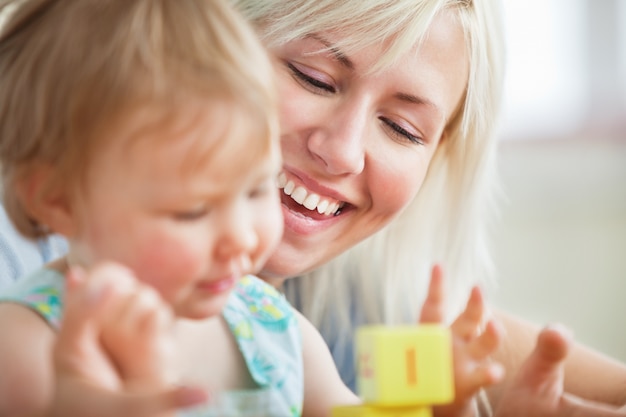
[494,325,625,417]
[454,319,505,395]
[516,324,571,389]
[451,286,486,340]
[467,319,504,359]
[419,264,445,324]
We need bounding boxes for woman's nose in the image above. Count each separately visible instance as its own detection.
[306,100,367,176]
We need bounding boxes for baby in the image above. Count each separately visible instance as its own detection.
[0,0,299,414]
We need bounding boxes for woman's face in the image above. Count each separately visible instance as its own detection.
[261,11,468,280]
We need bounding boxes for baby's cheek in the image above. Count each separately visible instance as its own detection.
[129,238,205,297]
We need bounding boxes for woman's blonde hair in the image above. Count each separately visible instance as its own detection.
[234,0,506,329]
[0,0,278,238]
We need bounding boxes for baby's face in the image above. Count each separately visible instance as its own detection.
[69,101,283,319]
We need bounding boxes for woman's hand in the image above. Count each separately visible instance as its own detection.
[420,265,505,417]
[493,325,626,417]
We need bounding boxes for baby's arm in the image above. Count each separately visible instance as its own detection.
[421,265,504,417]
[297,310,361,417]
[0,302,57,416]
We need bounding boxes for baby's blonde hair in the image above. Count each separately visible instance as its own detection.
[234,0,506,328]
[0,0,278,238]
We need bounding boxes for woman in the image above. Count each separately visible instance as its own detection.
[233,0,626,412]
[0,0,625,415]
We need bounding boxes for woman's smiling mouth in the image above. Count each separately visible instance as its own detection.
[277,172,345,216]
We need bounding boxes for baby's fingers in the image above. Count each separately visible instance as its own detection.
[107,285,173,336]
[50,380,208,417]
[55,267,121,388]
[57,267,113,357]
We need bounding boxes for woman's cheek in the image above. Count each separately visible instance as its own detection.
[371,156,427,217]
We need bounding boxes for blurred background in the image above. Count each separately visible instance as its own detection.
[489,0,626,361]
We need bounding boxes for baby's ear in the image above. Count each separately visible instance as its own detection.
[15,164,76,237]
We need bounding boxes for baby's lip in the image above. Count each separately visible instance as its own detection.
[196,275,237,293]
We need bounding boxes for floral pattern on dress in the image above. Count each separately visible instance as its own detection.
[222,275,303,416]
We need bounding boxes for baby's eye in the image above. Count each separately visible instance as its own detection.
[249,182,271,199]
[379,117,424,146]
[249,173,281,199]
[172,207,209,221]
[287,62,336,94]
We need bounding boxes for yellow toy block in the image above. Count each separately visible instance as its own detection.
[332,404,432,417]
[356,325,454,406]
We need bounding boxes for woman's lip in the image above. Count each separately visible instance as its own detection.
[283,166,349,203]
[281,197,347,235]
[196,276,237,293]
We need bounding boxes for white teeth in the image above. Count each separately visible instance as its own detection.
[291,186,307,204]
[316,199,329,214]
[277,172,287,188]
[284,180,295,196]
[277,173,345,216]
[303,194,320,210]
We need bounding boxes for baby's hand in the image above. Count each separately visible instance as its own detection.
[85,262,178,392]
[62,262,177,393]
[51,264,206,417]
[420,265,504,417]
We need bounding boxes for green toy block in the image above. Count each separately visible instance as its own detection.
[356,325,454,406]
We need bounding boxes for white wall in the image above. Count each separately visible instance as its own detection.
[492,0,626,362]
[489,138,626,362]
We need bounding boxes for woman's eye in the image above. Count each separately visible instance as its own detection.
[379,117,424,145]
[172,208,209,221]
[287,62,336,94]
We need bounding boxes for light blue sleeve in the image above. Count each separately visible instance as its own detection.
[0,203,69,289]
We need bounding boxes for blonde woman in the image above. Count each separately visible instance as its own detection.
[234,0,626,414]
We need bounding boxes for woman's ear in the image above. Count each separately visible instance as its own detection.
[14,164,76,237]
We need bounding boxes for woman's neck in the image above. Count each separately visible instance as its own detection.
[257,273,286,290]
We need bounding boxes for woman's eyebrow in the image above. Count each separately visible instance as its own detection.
[396,92,444,122]
[304,34,354,69]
